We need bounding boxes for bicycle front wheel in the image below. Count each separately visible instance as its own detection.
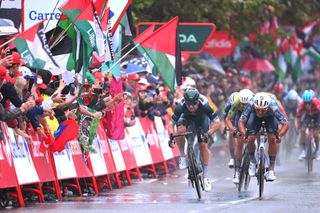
[258,148,265,199]
[188,147,202,200]
[238,152,250,192]
[307,136,313,173]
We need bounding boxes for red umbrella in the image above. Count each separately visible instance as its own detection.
[241,58,275,73]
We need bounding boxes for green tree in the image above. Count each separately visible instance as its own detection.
[132,0,320,56]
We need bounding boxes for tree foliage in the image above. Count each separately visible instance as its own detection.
[132,0,320,56]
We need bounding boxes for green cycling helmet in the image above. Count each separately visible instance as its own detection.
[184,88,200,105]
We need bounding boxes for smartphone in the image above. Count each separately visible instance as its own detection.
[68,102,80,111]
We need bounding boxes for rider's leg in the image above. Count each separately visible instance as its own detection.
[248,135,257,162]
[229,135,236,160]
[176,125,187,156]
[314,129,320,153]
[268,133,277,171]
[199,142,210,178]
[235,136,244,172]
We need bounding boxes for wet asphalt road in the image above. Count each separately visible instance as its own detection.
[5,145,320,213]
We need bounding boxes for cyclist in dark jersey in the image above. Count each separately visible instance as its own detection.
[239,92,289,181]
[168,88,220,192]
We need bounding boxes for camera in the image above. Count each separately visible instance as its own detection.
[93,88,103,94]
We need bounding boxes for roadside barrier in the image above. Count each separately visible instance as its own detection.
[0,115,179,207]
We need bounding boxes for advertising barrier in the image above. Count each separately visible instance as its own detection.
[0,115,179,206]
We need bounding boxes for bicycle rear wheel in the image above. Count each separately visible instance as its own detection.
[258,148,265,199]
[188,147,202,200]
[307,137,313,173]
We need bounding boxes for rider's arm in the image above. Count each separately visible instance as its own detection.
[238,103,252,135]
[226,102,238,132]
[203,102,220,135]
[168,104,184,135]
[272,107,289,137]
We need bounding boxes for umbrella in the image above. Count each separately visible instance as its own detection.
[241,58,275,73]
[0,18,18,36]
[198,53,226,75]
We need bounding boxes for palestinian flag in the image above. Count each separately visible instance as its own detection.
[74,3,103,56]
[134,16,182,93]
[307,45,320,64]
[272,53,287,80]
[14,21,60,74]
[47,26,78,72]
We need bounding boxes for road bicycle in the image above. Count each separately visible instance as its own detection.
[170,131,204,200]
[305,118,316,173]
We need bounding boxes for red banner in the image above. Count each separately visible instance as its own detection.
[203,31,237,59]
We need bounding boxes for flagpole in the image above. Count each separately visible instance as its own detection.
[106,43,140,72]
[44,0,61,32]
[0,37,16,49]
[49,23,73,49]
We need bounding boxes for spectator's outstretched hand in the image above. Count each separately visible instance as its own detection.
[20,100,36,113]
[0,54,13,67]
[0,47,10,58]
[113,93,123,104]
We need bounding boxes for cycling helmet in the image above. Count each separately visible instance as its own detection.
[253,92,271,109]
[229,92,239,104]
[302,90,314,103]
[184,88,200,104]
[239,89,254,104]
[287,90,299,101]
[273,83,284,94]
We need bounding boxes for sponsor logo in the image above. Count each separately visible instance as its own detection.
[29,10,61,21]
[179,34,197,43]
[206,39,232,48]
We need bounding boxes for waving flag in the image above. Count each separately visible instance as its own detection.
[134,17,182,93]
[107,0,131,33]
[14,21,61,74]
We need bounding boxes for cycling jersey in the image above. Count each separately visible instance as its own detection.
[171,94,219,124]
[227,97,244,119]
[240,98,288,125]
[223,99,232,119]
[296,98,320,118]
[282,95,301,117]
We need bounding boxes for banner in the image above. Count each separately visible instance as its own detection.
[89,137,108,176]
[23,0,67,31]
[108,139,126,172]
[126,119,153,167]
[7,128,39,185]
[29,131,56,182]
[68,140,93,178]
[53,144,77,180]
[154,117,174,160]
[203,31,237,59]
[139,117,164,164]
[0,122,19,188]
[96,123,117,174]
[119,133,138,170]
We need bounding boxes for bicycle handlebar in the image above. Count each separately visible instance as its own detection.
[170,132,193,139]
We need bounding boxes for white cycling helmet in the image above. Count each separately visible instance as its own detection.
[229,92,239,104]
[253,92,271,109]
[287,90,299,101]
[239,89,254,104]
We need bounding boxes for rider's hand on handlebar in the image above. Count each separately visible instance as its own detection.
[168,134,175,148]
[275,134,281,144]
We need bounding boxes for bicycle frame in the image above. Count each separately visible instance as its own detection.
[171,131,204,200]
